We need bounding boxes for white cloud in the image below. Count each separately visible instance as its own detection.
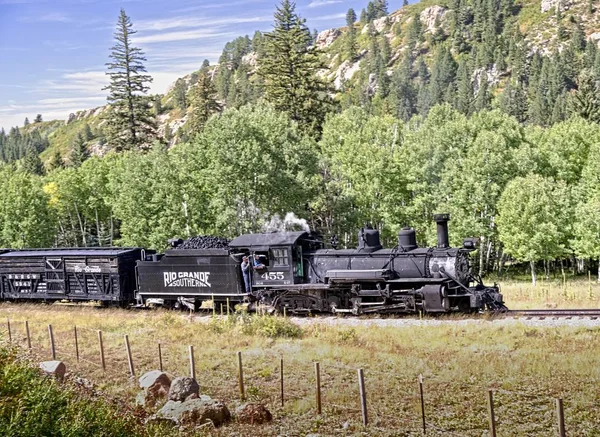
[135,29,235,44]
[135,15,270,32]
[308,0,342,7]
[20,12,71,22]
[311,13,346,21]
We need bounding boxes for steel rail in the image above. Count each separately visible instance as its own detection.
[506,308,600,318]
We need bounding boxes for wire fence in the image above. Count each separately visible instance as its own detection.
[1,316,594,436]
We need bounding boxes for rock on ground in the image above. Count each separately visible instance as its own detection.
[39,361,66,379]
[136,370,172,408]
[168,376,200,401]
[154,397,231,427]
[235,403,273,425]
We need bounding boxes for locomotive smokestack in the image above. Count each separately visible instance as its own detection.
[433,213,450,248]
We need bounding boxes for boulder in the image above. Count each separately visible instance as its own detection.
[154,397,231,427]
[139,370,171,390]
[235,403,273,425]
[541,0,573,13]
[168,377,200,402]
[39,361,66,379]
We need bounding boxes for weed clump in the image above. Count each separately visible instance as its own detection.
[208,312,302,339]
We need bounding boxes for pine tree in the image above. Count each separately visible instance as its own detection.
[24,117,30,127]
[70,132,90,168]
[259,0,333,136]
[429,46,457,105]
[455,59,473,114]
[188,71,222,134]
[103,9,156,152]
[390,54,416,120]
[22,146,43,175]
[474,71,490,111]
[403,0,409,6]
[570,69,600,122]
[46,150,64,171]
[173,78,188,110]
[406,14,423,50]
[83,123,94,141]
[571,20,586,52]
[345,8,358,60]
[34,114,42,123]
[499,78,528,122]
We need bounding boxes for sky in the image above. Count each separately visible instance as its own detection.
[0,0,406,131]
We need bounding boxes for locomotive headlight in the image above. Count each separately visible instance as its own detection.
[463,238,478,250]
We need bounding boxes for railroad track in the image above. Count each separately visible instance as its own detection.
[506,309,600,318]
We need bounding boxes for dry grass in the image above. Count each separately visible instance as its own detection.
[498,277,600,309]
[1,302,600,436]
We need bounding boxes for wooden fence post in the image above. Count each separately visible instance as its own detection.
[189,345,196,380]
[556,398,566,437]
[158,342,163,372]
[73,326,79,362]
[6,318,11,342]
[237,351,245,401]
[419,374,426,434]
[24,321,31,351]
[124,334,135,377]
[488,390,497,437]
[280,357,284,407]
[97,330,106,371]
[48,324,56,360]
[358,368,368,426]
[315,362,322,414]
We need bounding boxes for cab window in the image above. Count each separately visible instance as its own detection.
[272,248,289,266]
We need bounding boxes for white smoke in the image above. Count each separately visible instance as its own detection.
[263,212,310,233]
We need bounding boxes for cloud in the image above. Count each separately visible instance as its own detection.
[135,29,235,44]
[135,15,270,32]
[20,12,71,22]
[308,0,342,8]
[311,13,346,21]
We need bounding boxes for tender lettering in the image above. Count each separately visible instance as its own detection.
[163,271,211,288]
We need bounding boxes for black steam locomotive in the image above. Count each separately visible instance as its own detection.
[0,214,506,314]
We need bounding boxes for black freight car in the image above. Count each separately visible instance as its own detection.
[135,249,244,309]
[0,248,144,304]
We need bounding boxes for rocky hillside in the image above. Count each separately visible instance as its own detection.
[9,0,600,165]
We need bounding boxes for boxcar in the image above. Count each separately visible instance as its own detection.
[0,248,143,303]
[135,249,244,308]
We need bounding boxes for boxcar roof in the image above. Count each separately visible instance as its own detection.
[0,248,141,257]
[229,232,308,249]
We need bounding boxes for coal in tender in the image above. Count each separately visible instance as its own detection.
[175,235,230,250]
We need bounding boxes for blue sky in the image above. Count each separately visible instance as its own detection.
[0,0,406,131]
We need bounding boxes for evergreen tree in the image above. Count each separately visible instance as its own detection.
[571,20,586,52]
[46,150,64,171]
[455,60,473,114]
[103,9,156,152]
[403,0,409,6]
[570,69,600,122]
[390,54,416,120]
[173,78,188,111]
[34,114,42,123]
[22,146,43,175]
[24,117,29,127]
[259,0,333,136]
[406,14,423,49]
[188,71,222,134]
[345,8,358,60]
[70,132,90,168]
[83,123,94,141]
[474,71,490,111]
[499,78,528,122]
[429,46,457,106]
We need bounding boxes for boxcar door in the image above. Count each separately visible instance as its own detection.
[45,258,66,293]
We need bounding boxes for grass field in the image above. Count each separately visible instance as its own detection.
[498,277,600,309]
[1,296,599,436]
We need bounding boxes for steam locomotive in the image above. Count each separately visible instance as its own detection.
[0,214,505,314]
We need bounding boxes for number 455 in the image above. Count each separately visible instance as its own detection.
[261,272,284,280]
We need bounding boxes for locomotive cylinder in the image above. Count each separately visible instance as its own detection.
[434,214,450,248]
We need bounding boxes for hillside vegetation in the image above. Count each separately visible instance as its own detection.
[0,0,599,283]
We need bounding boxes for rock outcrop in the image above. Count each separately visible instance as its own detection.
[420,6,448,32]
[316,28,341,49]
